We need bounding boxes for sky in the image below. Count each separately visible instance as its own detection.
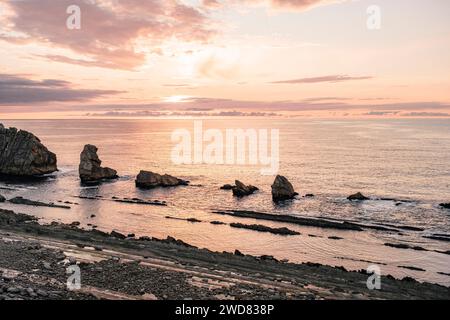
[0,0,449,118]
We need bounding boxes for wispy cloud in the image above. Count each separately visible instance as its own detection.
[1,0,216,70]
[204,0,341,11]
[271,75,373,84]
[0,74,121,105]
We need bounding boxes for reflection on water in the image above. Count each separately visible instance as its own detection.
[0,118,449,285]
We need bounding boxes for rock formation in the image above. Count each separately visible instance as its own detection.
[0,124,57,176]
[440,203,450,209]
[79,144,118,183]
[271,175,298,202]
[232,180,259,197]
[135,170,189,189]
[0,194,5,203]
[347,192,370,201]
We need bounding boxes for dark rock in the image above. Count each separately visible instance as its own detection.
[271,175,298,202]
[110,230,126,239]
[210,221,225,225]
[229,222,300,236]
[213,210,364,231]
[305,194,315,198]
[347,192,370,201]
[328,236,344,240]
[232,180,259,197]
[234,250,244,256]
[220,184,234,190]
[9,196,71,209]
[0,194,5,202]
[439,203,450,209]
[79,144,118,183]
[384,242,429,251]
[260,255,278,262]
[0,124,57,176]
[398,266,426,272]
[135,170,189,189]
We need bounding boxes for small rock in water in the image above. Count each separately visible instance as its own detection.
[232,180,259,197]
[439,203,450,209]
[347,192,370,201]
[0,194,5,202]
[135,170,189,188]
[220,184,234,190]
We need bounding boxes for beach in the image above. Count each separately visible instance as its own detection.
[1,208,449,300]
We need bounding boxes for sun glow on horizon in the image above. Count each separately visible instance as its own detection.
[163,95,192,103]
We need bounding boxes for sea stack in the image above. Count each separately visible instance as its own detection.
[271,175,298,202]
[0,123,57,176]
[79,144,118,183]
[135,170,189,189]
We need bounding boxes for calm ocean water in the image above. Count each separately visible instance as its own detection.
[1,118,449,285]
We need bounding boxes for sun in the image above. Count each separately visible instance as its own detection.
[164,95,191,103]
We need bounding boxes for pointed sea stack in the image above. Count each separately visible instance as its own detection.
[0,123,57,176]
[271,175,298,202]
[79,144,118,183]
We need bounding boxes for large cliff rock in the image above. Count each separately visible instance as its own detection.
[271,175,298,202]
[135,170,189,189]
[0,124,57,176]
[79,144,118,183]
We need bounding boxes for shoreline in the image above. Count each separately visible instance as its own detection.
[1,208,449,300]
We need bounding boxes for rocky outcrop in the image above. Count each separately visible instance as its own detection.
[232,180,259,197]
[271,175,298,202]
[0,194,5,202]
[79,145,118,183]
[347,192,370,201]
[8,196,71,209]
[439,203,450,209]
[0,124,57,176]
[220,184,234,190]
[135,170,189,189]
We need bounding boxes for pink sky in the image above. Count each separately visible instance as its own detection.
[0,0,449,118]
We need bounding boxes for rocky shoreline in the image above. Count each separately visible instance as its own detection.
[1,208,449,300]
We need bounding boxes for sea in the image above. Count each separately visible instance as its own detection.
[0,118,449,285]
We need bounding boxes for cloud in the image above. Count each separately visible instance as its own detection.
[205,0,341,11]
[401,112,450,117]
[0,74,121,105]
[271,75,373,84]
[1,0,215,70]
[364,111,400,116]
[86,110,280,117]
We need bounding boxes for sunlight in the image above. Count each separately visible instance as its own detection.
[164,95,191,103]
